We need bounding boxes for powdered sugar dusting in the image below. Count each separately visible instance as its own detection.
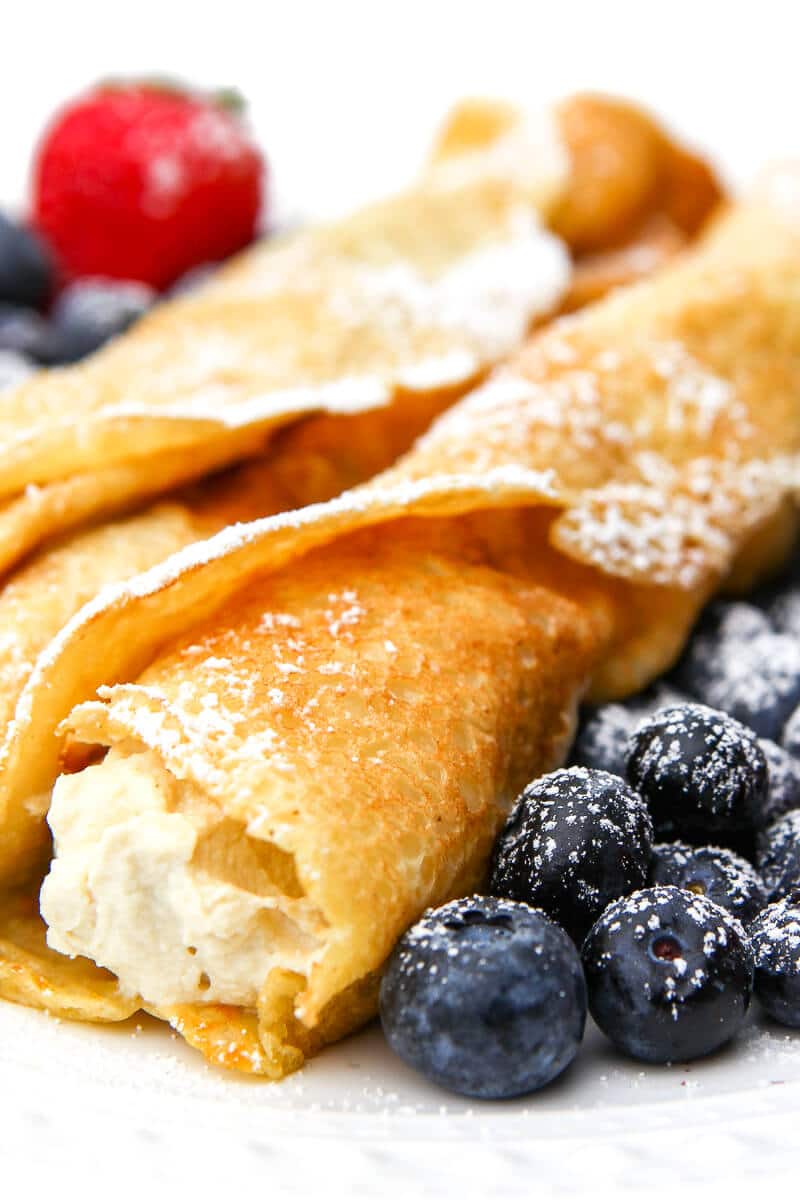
[760,738,800,827]
[677,615,800,741]
[383,295,799,587]
[758,810,800,900]
[751,894,800,974]
[20,462,560,714]
[628,702,766,823]
[0,123,570,486]
[572,684,688,776]
[650,342,744,438]
[650,842,767,923]
[594,884,749,956]
[64,579,379,806]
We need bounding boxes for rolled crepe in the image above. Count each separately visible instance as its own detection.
[0,175,790,1076]
[0,99,721,889]
[0,95,721,575]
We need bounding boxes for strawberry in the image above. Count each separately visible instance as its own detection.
[31,81,265,290]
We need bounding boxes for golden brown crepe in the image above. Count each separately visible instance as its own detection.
[0,96,723,892]
[0,94,721,576]
[0,175,793,1078]
[0,387,471,887]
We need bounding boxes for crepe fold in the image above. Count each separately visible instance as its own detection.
[0,176,790,1077]
[0,94,722,576]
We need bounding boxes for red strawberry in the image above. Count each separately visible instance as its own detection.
[31,81,265,290]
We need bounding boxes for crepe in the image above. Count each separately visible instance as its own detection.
[0,174,790,1078]
[0,388,470,888]
[0,106,567,578]
[432,93,723,311]
[0,94,721,576]
[0,96,723,892]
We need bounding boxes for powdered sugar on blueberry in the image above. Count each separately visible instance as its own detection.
[490,767,652,942]
[582,885,753,1064]
[758,810,800,900]
[626,702,768,843]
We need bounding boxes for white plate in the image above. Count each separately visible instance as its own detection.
[3,995,798,1196]
[4,4,800,1193]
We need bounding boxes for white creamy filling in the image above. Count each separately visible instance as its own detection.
[41,748,322,1008]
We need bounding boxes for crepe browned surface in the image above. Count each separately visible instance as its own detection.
[54,520,602,1077]
[0,383,464,887]
[0,179,794,1078]
[0,95,723,577]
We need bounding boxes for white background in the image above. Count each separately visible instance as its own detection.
[2,2,800,1196]
[4,0,799,219]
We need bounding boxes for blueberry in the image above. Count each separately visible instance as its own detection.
[582,885,753,1064]
[757,810,800,900]
[572,684,687,776]
[379,896,586,1099]
[674,605,800,739]
[699,600,774,642]
[626,703,767,844]
[749,891,800,1028]
[571,704,637,776]
[489,767,652,943]
[758,737,800,827]
[783,707,800,758]
[770,587,800,641]
[0,303,64,365]
[648,841,767,923]
[0,211,53,309]
[0,349,34,392]
[52,279,155,362]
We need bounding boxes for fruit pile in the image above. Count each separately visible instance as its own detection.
[380,554,800,1099]
[0,81,264,382]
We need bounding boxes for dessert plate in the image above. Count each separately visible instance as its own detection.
[3,998,797,1195]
